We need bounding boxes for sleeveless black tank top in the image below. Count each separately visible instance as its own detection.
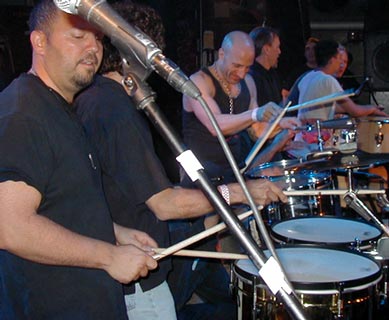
[182,67,251,181]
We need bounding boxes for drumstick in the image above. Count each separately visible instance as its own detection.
[152,209,256,260]
[153,248,249,260]
[284,189,385,196]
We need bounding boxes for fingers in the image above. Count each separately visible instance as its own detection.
[257,102,282,122]
[106,244,158,284]
[246,179,287,205]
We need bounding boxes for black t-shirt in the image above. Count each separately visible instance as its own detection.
[0,74,126,319]
[75,75,172,294]
[249,61,282,106]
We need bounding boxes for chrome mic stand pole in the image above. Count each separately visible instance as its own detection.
[124,72,309,320]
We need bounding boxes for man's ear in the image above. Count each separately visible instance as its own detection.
[30,30,46,54]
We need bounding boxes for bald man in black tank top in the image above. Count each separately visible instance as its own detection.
[182,31,300,183]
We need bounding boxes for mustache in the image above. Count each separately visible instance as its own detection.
[78,53,99,66]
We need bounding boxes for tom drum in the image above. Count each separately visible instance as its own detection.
[357,117,389,153]
[270,216,382,248]
[232,246,382,320]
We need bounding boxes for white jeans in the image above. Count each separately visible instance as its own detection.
[125,281,177,320]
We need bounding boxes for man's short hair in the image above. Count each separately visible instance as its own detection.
[249,26,279,57]
[315,39,341,67]
[28,0,58,34]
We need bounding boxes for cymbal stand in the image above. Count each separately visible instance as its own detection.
[316,120,324,152]
[343,168,389,237]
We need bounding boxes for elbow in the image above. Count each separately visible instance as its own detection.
[207,127,218,137]
[153,210,170,221]
[0,229,15,251]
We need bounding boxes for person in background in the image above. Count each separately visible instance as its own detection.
[335,48,360,91]
[0,1,159,319]
[288,39,388,159]
[75,2,288,319]
[283,37,319,100]
[245,26,300,165]
[248,26,282,107]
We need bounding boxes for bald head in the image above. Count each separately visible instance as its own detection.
[221,31,254,54]
[216,31,255,85]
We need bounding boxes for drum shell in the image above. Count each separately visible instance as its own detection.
[263,172,334,224]
[357,117,389,153]
[232,246,382,320]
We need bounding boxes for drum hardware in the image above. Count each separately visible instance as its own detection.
[316,119,325,152]
[339,161,389,237]
[344,191,389,237]
[377,193,389,212]
[375,122,384,147]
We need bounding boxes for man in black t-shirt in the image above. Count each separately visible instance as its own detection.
[0,1,157,319]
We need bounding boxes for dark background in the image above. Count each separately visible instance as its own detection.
[0,0,388,181]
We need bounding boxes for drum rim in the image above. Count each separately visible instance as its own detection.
[270,216,383,246]
[245,158,303,179]
[267,170,332,188]
[233,245,382,292]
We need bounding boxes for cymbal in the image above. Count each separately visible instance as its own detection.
[297,151,389,171]
[294,118,356,131]
[320,117,356,129]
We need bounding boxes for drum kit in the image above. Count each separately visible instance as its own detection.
[232,116,389,320]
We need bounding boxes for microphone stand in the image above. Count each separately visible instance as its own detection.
[124,71,309,320]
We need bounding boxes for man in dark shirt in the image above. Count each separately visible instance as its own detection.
[248,27,283,107]
[0,1,158,319]
[245,26,299,164]
[75,3,288,319]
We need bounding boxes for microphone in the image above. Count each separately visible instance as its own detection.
[53,0,201,99]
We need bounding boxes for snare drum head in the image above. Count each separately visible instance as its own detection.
[234,246,381,292]
[271,216,382,245]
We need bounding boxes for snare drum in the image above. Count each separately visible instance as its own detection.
[357,117,389,153]
[246,159,304,178]
[271,216,382,248]
[232,246,382,320]
[247,160,334,223]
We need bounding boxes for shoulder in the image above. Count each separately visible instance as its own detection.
[190,69,215,95]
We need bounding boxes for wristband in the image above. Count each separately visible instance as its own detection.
[251,107,259,122]
[219,184,230,205]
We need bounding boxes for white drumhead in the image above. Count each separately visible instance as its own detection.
[271,217,381,244]
[235,247,381,293]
